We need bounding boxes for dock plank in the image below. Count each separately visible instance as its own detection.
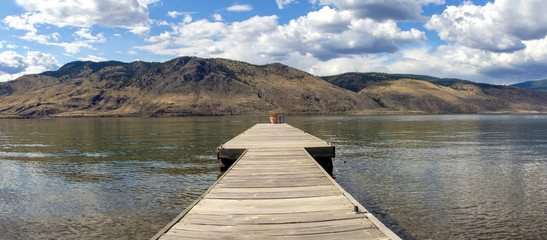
[179,210,367,225]
[154,124,400,240]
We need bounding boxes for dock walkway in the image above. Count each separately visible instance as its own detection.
[153,123,400,239]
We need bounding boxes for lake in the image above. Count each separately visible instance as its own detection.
[0,115,545,239]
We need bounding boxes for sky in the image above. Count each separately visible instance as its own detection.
[1,0,547,85]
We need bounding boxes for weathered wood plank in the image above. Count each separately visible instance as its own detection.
[188,196,354,215]
[171,218,376,235]
[220,173,326,181]
[161,229,390,240]
[224,170,323,176]
[206,185,342,199]
[218,176,331,184]
[208,185,338,193]
[205,191,341,199]
[179,210,366,225]
[215,180,332,188]
[154,123,400,240]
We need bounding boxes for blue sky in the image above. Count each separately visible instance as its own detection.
[1,0,547,85]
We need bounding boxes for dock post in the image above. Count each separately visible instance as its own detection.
[305,146,335,176]
[217,147,245,171]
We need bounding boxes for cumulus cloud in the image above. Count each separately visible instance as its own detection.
[262,7,424,61]
[167,11,184,18]
[0,51,28,74]
[381,34,547,84]
[288,32,547,84]
[302,54,390,76]
[166,11,194,24]
[2,13,39,32]
[5,0,152,33]
[136,5,424,64]
[426,0,547,53]
[276,0,296,9]
[183,15,193,24]
[74,28,105,42]
[478,37,547,81]
[19,29,105,54]
[226,4,253,12]
[317,0,444,21]
[25,51,60,72]
[78,55,108,62]
[137,0,160,5]
[212,14,223,21]
[498,0,547,40]
[0,50,59,81]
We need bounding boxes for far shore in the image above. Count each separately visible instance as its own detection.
[1,110,545,119]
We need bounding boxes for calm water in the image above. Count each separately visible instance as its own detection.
[0,115,545,239]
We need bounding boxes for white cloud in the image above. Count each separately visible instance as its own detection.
[20,31,59,45]
[128,23,152,36]
[2,13,38,32]
[7,0,151,33]
[419,0,445,4]
[318,0,443,21]
[137,0,160,5]
[497,0,547,40]
[183,15,193,24]
[305,6,351,33]
[167,11,183,18]
[77,55,108,62]
[212,14,223,21]
[19,29,104,54]
[301,54,390,76]
[0,50,59,81]
[381,34,547,84]
[0,51,28,74]
[226,4,253,12]
[261,6,425,61]
[135,4,425,77]
[276,0,296,9]
[0,42,17,50]
[25,51,59,72]
[388,44,488,80]
[60,42,95,55]
[426,0,547,53]
[74,28,105,42]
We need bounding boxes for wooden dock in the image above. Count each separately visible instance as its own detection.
[153,123,400,240]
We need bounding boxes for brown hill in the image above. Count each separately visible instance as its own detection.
[324,72,547,114]
[0,57,377,117]
[1,57,546,118]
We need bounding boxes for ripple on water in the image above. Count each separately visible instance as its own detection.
[0,116,545,239]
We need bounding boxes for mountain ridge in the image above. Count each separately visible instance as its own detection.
[0,57,546,118]
[511,79,547,92]
[323,72,547,114]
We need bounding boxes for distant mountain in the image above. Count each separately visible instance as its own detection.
[0,57,376,117]
[322,72,547,114]
[512,79,547,92]
[321,72,500,92]
[0,57,546,118]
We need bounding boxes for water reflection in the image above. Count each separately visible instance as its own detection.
[0,115,545,239]
[289,115,546,239]
[0,117,262,239]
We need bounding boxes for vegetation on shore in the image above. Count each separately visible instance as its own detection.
[0,57,546,118]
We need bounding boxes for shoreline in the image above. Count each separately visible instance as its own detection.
[0,110,545,119]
